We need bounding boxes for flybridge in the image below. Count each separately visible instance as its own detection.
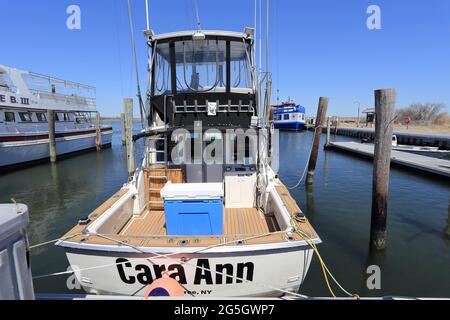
[0,64,97,112]
[147,29,258,128]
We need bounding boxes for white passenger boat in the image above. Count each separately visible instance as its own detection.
[0,65,113,171]
[273,101,306,131]
[57,27,320,297]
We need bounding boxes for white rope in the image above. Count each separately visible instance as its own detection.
[29,233,82,250]
[295,228,354,298]
[287,127,318,190]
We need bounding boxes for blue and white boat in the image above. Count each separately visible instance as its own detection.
[273,101,306,131]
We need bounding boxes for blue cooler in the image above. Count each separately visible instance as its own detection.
[160,183,224,236]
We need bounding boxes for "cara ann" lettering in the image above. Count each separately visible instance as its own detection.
[116,258,254,286]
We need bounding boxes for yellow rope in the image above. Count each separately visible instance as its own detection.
[291,216,359,299]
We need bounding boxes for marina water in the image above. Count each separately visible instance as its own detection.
[0,122,448,298]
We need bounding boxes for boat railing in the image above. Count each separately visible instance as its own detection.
[31,90,96,108]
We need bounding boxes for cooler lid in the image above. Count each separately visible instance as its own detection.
[160,182,224,200]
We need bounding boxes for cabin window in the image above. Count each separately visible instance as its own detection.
[63,113,70,121]
[36,112,47,122]
[19,112,33,122]
[4,112,15,122]
[55,113,60,121]
[174,40,227,93]
[230,41,252,89]
[283,114,289,120]
[154,42,172,95]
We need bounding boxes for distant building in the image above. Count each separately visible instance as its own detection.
[362,108,375,127]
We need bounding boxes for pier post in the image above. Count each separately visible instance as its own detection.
[370,89,396,251]
[334,117,339,136]
[47,110,56,163]
[95,112,102,151]
[124,99,135,176]
[120,113,126,146]
[306,97,329,185]
[325,116,331,148]
[445,198,450,239]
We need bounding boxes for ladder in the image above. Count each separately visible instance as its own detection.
[148,174,167,211]
[146,135,169,211]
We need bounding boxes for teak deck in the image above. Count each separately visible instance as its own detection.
[119,208,279,237]
[61,182,318,248]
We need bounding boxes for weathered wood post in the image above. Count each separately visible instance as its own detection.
[325,116,331,148]
[306,97,329,185]
[445,198,450,239]
[95,112,102,151]
[124,99,135,176]
[370,89,396,251]
[47,110,56,163]
[120,113,126,146]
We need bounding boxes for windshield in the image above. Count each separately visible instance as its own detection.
[153,39,252,94]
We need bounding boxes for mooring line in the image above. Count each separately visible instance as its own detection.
[287,126,320,190]
[291,216,359,299]
[29,233,82,250]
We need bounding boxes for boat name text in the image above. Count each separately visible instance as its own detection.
[116,258,254,286]
[0,94,30,105]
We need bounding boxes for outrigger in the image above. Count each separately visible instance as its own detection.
[57,27,321,297]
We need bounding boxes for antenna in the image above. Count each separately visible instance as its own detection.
[259,0,262,73]
[127,0,145,128]
[266,0,269,74]
[194,0,202,31]
[145,0,150,30]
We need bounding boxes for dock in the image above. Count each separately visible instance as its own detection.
[327,141,450,178]
[307,125,450,149]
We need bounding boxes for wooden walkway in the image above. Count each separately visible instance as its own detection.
[328,141,450,178]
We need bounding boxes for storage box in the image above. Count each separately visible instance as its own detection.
[160,183,224,236]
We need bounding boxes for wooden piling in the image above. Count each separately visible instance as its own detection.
[325,116,331,148]
[95,112,102,151]
[445,198,450,239]
[306,97,329,185]
[47,110,56,163]
[120,113,126,146]
[370,89,396,251]
[124,99,135,176]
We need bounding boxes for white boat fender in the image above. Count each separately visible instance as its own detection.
[143,272,184,298]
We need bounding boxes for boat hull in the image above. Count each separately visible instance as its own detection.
[0,128,113,169]
[274,122,306,131]
[63,245,314,297]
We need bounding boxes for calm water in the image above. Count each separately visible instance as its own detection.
[0,123,448,298]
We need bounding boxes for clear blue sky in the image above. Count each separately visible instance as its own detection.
[2,0,450,117]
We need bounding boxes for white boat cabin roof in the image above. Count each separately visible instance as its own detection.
[149,29,253,42]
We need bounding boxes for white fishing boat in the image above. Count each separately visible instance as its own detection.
[0,65,113,171]
[56,8,321,297]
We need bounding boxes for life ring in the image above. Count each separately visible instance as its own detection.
[143,272,184,298]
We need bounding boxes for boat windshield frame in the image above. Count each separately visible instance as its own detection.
[148,32,255,97]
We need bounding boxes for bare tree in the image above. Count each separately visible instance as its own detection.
[396,103,448,125]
